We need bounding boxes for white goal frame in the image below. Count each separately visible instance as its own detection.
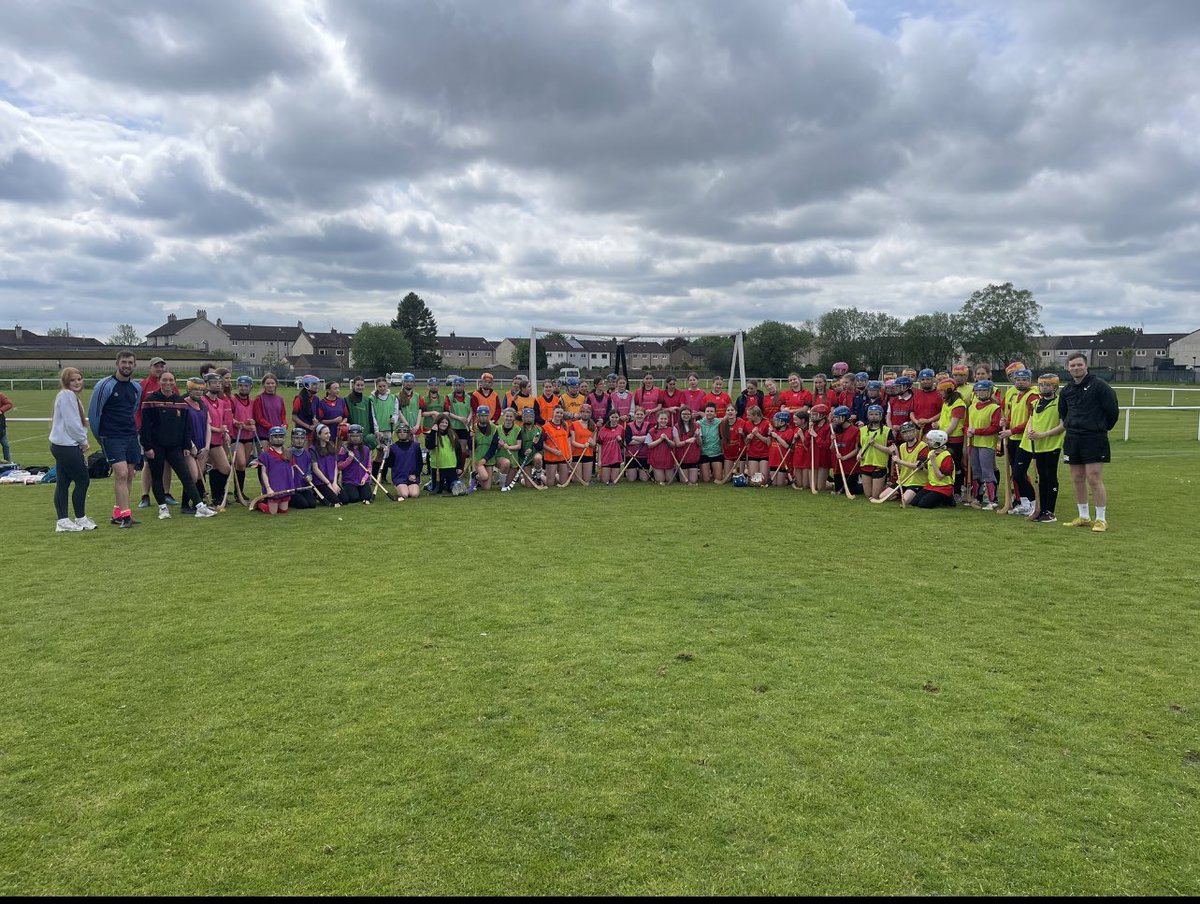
[529,327,746,397]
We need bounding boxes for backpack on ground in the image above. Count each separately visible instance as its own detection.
[87,451,111,479]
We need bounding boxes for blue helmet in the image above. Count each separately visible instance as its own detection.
[348,423,364,434]
[867,404,884,415]
[895,375,913,389]
[918,368,935,379]
[236,375,253,386]
[854,371,869,381]
[401,372,415,382]
[731,473,748,487]
[1013,368,1032,380]
[974,379,994,393]
[476,405,491,416]
[566,377,580,386]
[867,380,882,391]
[452,376,466,386]
[291,427,306,438]
[832,405,851,418]
[773,410,791,422]
[268,426,287,438]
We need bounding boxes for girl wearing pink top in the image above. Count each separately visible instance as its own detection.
[609,375,635,422]
[646,410,677,484]
[597,410,625,485]
[682,373,707,415]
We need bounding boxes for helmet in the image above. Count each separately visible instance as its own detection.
[973,380,994,393]
[832,361,849,372]
[918,368,935,379]
[451,479,467,496]
[937,378,956,392]
[481,372,494,381]
[1004,362,1026,376]
[773,410,790,422]
[476,405,491,416]
[832,405,851,418]
[1038,374,1060,393]
[749,472,766,486]
[899,421,919,434]
[867,404,884,415]
[952,364,970,375]
[855,371,869,381]
[1012,368,1032,380]
[268,426,287,438]
[926,429,948,448]
[521,406,535,415]
[203,373,220,384]
[236,375,253,386]
[427,376,439,385]
[453,376,466,386]
[607,373,619,380]
[566,377,580,386]
[291,427,307,438]
[811,403,830,416]
[902,367,917,379]
[866,380,882,391]
[896,376,913,389]
[401,372,415,382]
[301,374,320,388]
[348,424,364,435]
[186,377,205,392]
[731,473,748,487]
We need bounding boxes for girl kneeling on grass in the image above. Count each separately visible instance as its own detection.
[697,402,723,483]
[673,406,701,485]
[337,425,374,504]
[310,425,341,506]
[255,425,294,514]
[625,408,652,482]
[858,405,891,500]
[598,410,625,485]
[742,406,771,481]
[767,411,796,486]
[388,422,423,499]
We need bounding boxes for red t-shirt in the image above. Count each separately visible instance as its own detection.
[767,425,796,468]
[777,388,812,410]
[704,391,732,417]
[912,388,942,428]
[887,394,916,429]
[761,393,781,420]
[744,418,771,458]
[634,386,663,416]
[830,424,861,474]
[720,418,745,458]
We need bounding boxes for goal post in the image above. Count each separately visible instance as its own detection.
[529,327,746,397]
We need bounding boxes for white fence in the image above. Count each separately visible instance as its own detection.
[1119,407,1200,441]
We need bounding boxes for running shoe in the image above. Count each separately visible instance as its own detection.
[1062,516,1092,527]
[158,504,170,520]
[1091,519,1107,532]
[56,518,83,532]
[74,516,97,530]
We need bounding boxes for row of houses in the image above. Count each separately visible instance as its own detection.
[7,309,1200,376]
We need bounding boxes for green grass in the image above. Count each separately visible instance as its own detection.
[2,391,1199,894]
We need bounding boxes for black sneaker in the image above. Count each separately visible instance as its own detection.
[180,505,197,515]
[118,515,137,528]
[1037,511,1057,523]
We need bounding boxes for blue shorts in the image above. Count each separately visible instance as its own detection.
[101,434,143,467]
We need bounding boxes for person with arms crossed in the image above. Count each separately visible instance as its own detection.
[87,350,143,527]
[49,367,94,531]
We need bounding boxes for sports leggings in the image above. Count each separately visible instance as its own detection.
[948,442,965,494]
[1034,449,1061,514]
[50,443,90,519]
[435,467,458,494]
[148,447,202,507]
[1010,438,1035,501]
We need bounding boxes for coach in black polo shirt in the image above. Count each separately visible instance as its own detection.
[1058,352,1119,533]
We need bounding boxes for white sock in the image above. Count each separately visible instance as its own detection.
[1078,503,1090,519]
[1096,506,1106,521]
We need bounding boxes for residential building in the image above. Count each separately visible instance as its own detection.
[144,309,230,353]
[1169,330,1200,370]
[436,334,495,369]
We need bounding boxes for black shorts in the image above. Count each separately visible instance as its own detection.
[747,456,767,463]
[572,455,594,464]
[1063,432,1110,465]
[699,454,722,465]
[860,466,887,479]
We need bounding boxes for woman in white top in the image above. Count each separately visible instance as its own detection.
[49,367,95,531]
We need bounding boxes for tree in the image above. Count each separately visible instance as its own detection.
[815,308,902,373]
[1097,325,1136,337]
[45,326,70,338]
[108,324,142,346]
[1117,345,1136,376]
[353,322,413,376]
[745,320,815,377]
[512,339,548,372]
[900,312,960,372]
[957,283,1043,368]
[691,335,734,376]
[390,292,439,369]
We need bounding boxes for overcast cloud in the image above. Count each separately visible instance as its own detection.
[1,0,1197,341]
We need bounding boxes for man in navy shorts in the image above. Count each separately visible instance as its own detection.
[87,350,143,527]
[1058,352,1119,533]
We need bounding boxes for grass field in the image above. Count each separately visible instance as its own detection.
[2,387,1199,894]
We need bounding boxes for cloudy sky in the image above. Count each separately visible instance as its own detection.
[1,0,1197,343]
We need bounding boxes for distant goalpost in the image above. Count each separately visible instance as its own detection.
[529,327,747,397]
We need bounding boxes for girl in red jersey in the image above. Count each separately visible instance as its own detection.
[704,376,733,417]
[720,404,746,479]
[598,410,625,485]
[625,407,653,482]
[789,409,812,490]
[682,373,707,415]
[229,375,257,502]
[673,405,701,485]
[634,373,663,422]
[252,373,287,441]
[829,405,862,496]
[202,374,233,505]
[808,403,832,492]
[645,410,677,484]
[742,405,771,480]
[767,410,796,486]
[810,374,837,410]
[586,378,611,425]
[761,379,782,421]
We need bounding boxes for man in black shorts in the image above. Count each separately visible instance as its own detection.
[1058,352,1119,532]
[87,350,143,527]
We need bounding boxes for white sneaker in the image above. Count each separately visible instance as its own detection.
[195,502,218,518]
[158,504,171,520]
[982,501,998,511]
[74,516,97,530]
[56,517,83,532]
[1010,502,1033,516]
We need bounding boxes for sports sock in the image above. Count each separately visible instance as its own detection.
[210,471,228,503]
[1077,503,1090,519]
[986,483,996,501]
[1095,506,1106,521]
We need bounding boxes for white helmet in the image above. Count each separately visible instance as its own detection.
[926,429,948,448]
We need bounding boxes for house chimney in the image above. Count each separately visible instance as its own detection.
[450,330,456,337]
[216,317,222,327]
[196,308,207,320]
[297,320,303,329]
[168,313,177,323]
[14,323,22,340]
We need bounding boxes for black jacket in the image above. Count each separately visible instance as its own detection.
[139,391,194,450]
[1058,374,1119,436]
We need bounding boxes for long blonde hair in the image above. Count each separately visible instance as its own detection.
[60,367,86,423]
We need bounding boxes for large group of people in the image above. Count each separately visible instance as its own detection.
[46,351,1119,532]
